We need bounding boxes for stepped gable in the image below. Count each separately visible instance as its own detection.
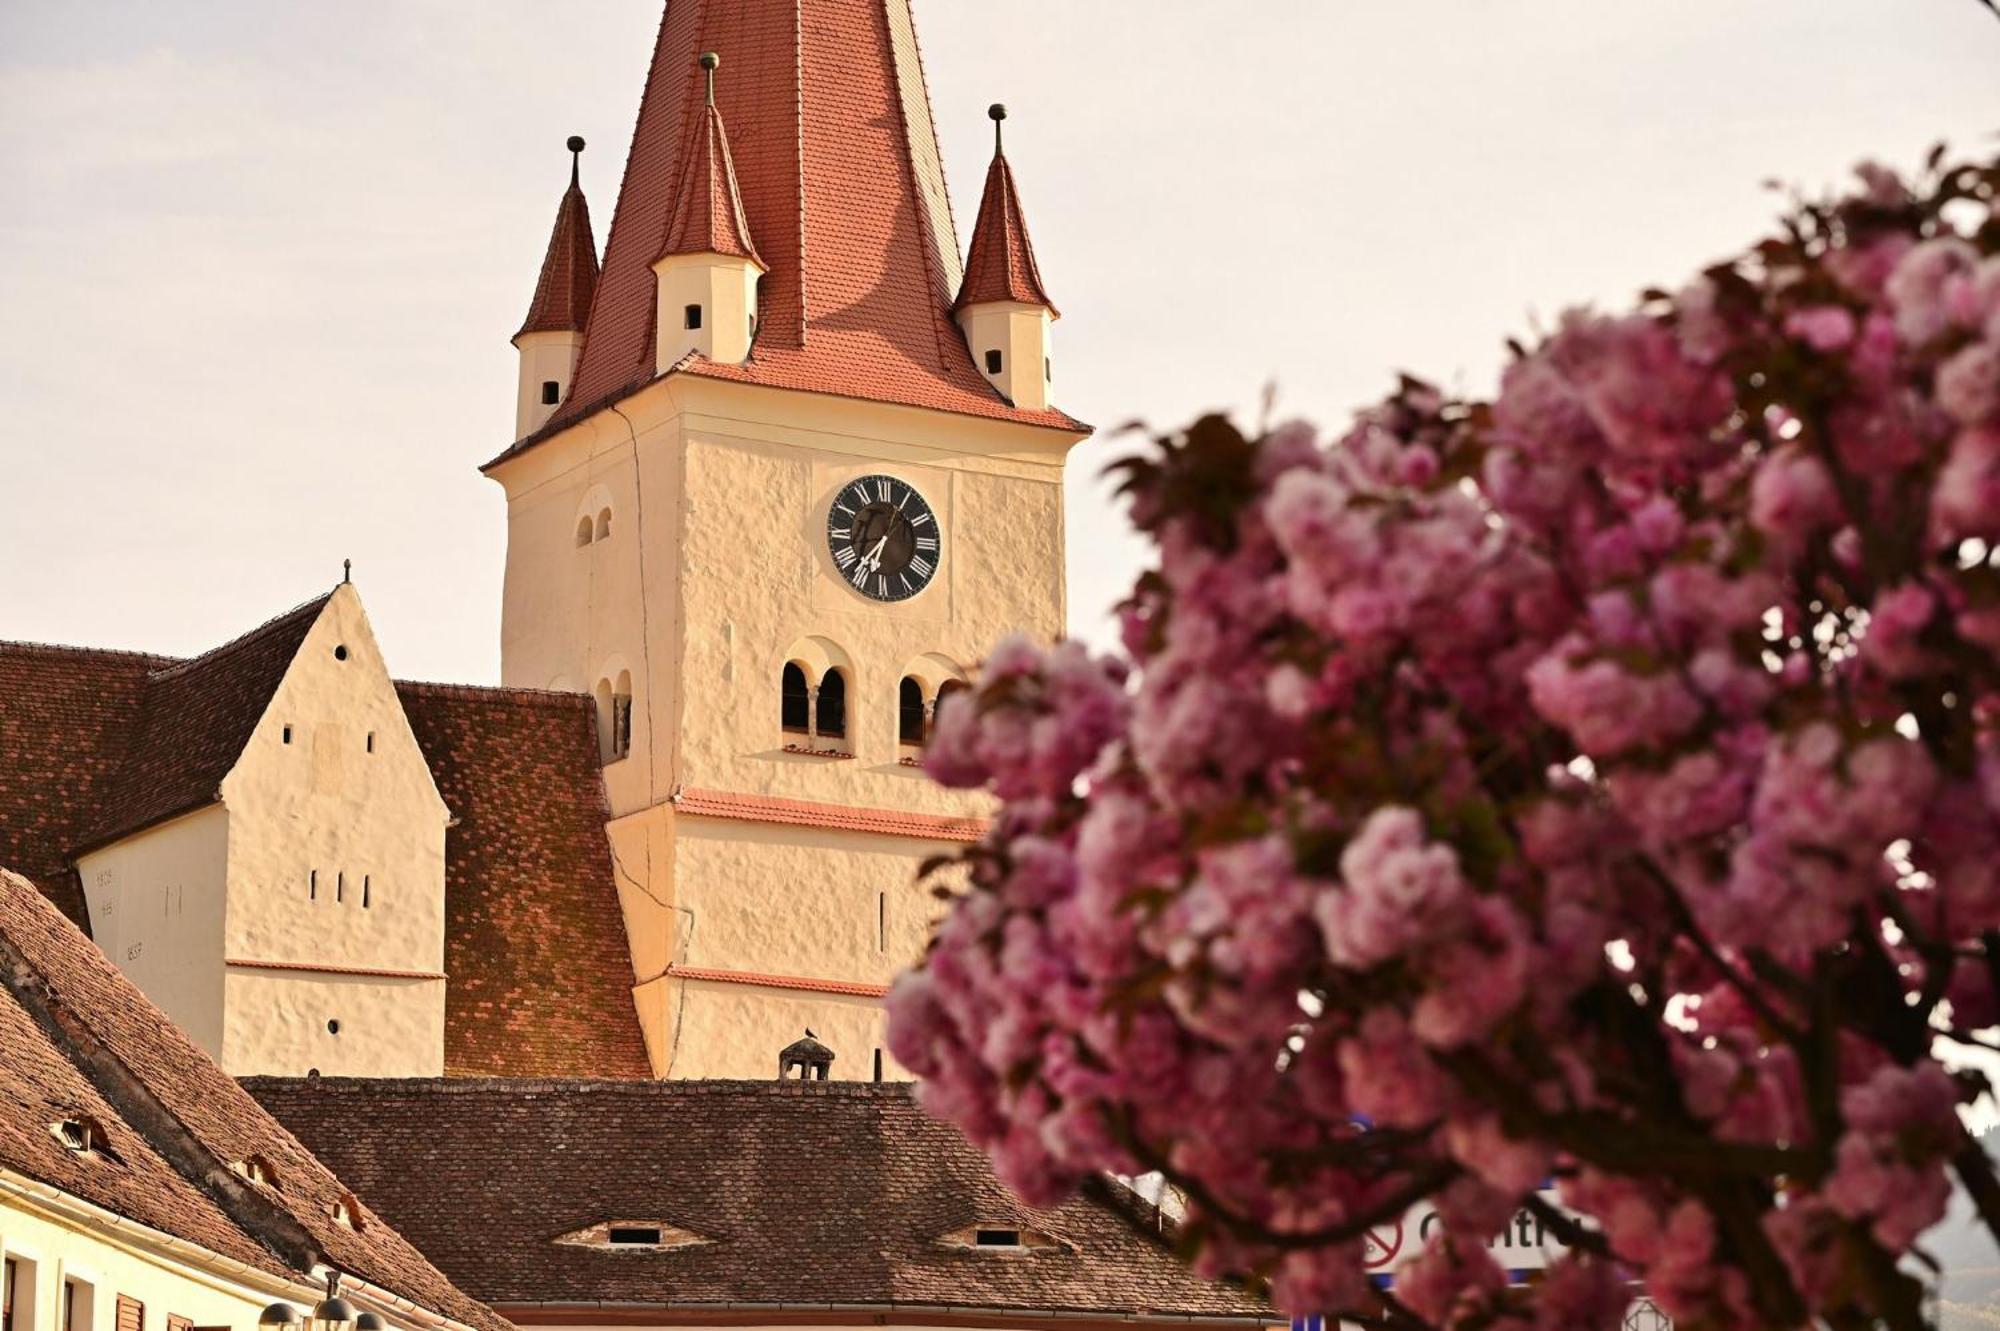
[0,869,511,1331]
[0,644,164,926]
[246,1078,1273,1321]
[81,595,330,854]
[491,0,1083,470]
[395,682,653,1080]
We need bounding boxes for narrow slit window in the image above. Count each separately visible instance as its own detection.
[282,725,293,745]
[984,349,1003,375]
[877,891,887,953]
[684,304,703,331]
[609,1226,664,1247]
[362,875,371,909]
[366,732,375,754]
[336,872,344,905]
[873,1048,884,1082]
[576,516,594,547]
[309,870,317,902]
[541,379,561,405]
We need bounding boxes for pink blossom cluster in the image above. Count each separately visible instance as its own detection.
[890,150,2000,1331]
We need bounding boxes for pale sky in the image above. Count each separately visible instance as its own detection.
[1,2,1995,681]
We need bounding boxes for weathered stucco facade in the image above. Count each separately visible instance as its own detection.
[491,374,1079,1078]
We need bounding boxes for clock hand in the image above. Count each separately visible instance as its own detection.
[857,533,890,578]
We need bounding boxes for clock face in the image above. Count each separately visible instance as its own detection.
[827,474,940,603]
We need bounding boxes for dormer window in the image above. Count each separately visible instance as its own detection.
[608,1227,663,1246]
[232,1155,280,1189]
[52,1115,109,1157]
[975,1229,1022,1248]
[332,1193,365,1231]
[939,1222,1066,1253]
[553,1221,708,1252]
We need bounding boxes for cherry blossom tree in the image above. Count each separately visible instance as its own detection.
[888,149,2000,1331]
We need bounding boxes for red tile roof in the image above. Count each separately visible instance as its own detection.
[246,1078,1273,1321]
[666,964,889,998]
[0,870,511,1331]
[671,786,987,842]
[395,683,653,1081]
[0,644,164,926]
[81,596,329,855]
[489,0,1084,471]
[957,150,1058,315]
[516,144,601,340]
[660,91,763,267]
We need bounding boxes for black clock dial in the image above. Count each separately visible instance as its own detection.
[827,475,940,603]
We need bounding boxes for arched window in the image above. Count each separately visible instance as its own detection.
[781,663,811,735]
[596,508,613,542]
[816,668,848,741]
[576,516,594,547]
[936,679,971,717]
[898,677,927,746]
[595,679,615,761]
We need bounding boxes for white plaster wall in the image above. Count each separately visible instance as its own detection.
[216,584,449,1077]
[219,970,445,1078]
[658,980,895,1082]
[74,808,229,1058]
[515,330,584,440]
[959,302,1054,412]
[1,1192,301,1331]
[653,255,761,370]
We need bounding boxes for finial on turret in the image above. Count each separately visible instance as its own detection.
[988,103,1007,155]
[700,52,720,107]
[342,558,352,585]
[567,135,586,188]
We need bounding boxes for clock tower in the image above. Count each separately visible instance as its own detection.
[483,0,1084,1079]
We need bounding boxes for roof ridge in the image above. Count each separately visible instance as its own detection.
[0,640,179,668]
[394,679,591,709]
[144,592,333,683]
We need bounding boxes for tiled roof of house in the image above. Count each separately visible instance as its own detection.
[0,619,650,1081]
[81,596,329,854]
[394,683,653,1080]
[245,1078,1274,1322]
[957,149,1058,315]
[490,0,1084,471]
[516,145,600,340]
[660,92,763,267]
[0,644,164,926]
[0,869,512,1331]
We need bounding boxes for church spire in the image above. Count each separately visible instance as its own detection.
[513,137,601,439]
[954,105,1059,412]
[955,106,1058,317]
[658,53,765,269]
[517,137,601,340]
[652,53,767,369]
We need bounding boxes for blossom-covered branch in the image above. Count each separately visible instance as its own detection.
[889,148,2000,1331]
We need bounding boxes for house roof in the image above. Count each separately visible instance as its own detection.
[957,150,1057,316]
[245,1078,1273,1322]
[0,617,651,1081]
[490,0,1084,471]
[82,595,329,854]
[659,92,763,268]
[0,869,511,1331]
[393,683,652,1080]
[517,144,600,341]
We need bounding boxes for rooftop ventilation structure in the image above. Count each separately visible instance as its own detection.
[778,1029,835,1081]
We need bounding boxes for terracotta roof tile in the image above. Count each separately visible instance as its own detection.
[247,1078,1273,1321]
[957,150,1057,315]
[660,94,764,267]
[0,645,163,927]
[82,595,329,853]
[516,147,600,340]
[0,870,511,1331]
[489,0,1084,472]
[395,683,653,1080]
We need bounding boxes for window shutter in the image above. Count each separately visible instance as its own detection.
[116,1295,143,1331]
[167,1316,194,1331]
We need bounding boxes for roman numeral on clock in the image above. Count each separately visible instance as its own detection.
[915,536,938,553]
[834,546,857,570]
[910,555,934,577]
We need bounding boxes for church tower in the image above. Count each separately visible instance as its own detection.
[483,0,1086,1079]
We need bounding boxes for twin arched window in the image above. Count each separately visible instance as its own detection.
[576,507,613,547]
[782,662,848,743]
[595,671,633,763]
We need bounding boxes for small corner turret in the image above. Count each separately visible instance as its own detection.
[514,136,600,439]
[652,53,766,373]
[955,105,1059,413]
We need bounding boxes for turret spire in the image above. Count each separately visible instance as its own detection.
[659,54,763,267]
[512,137,601,438]
[954,106,1059,411]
